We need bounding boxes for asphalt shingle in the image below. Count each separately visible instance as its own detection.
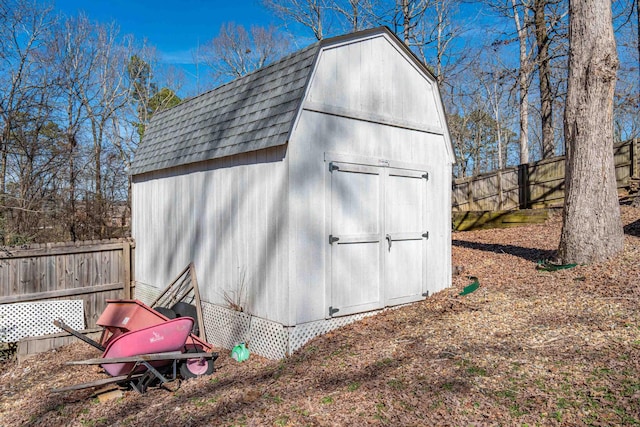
[130,42,319,175]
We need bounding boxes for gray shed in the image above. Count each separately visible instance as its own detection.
[131,27,454,359]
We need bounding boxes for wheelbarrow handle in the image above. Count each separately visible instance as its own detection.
[53,319,106,352]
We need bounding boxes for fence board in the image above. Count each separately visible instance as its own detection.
[453,138,639,211]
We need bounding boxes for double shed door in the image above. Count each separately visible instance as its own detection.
[328,159,429,317]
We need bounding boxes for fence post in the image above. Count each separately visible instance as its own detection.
[632,138,639,178]
[518,163,530,209]
[122,240,131,299]
[497,170,504,210]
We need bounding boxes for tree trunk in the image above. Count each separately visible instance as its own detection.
[559,0,623,264]
[67,132,77,241]
[534,0,554,158]
[512,0,530,164]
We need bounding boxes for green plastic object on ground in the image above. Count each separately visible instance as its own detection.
[536,260,578,272]
[231,343,250,362]
[459,276,480,296]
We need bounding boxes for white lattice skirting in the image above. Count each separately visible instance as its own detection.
[202,302,379,360]
[133,282,379,360]
[0,300,84,343]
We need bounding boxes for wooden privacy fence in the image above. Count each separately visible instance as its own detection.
[453,138,639,211]
[0,238,133,330]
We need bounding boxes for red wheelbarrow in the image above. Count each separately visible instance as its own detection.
[53,299,218,394]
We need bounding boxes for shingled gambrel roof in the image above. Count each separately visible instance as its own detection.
[130,42,320,176]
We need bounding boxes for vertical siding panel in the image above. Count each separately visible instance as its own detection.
[172,174,182,280]
[201,169,213,294]
[155,174,163,286]
[361,39,375,114]
[158,173,166,286]
[278,145,289,323]
[188,171,197,268]
[256,149,268,315]
[245,150,258,313]
[218,158,226,290]
[239,152,249,307]
[266,147,276,320]
[221,158,231,300]
[230,157,238,294]
[347,42,361,112]
[216,159,225,296]
[176,171,185,278]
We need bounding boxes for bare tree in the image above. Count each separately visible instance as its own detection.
[447,59,518,178]
[559,0,623,263]
[0,0,55,243]
[330,0,379,32]
[200,23,290,82]
[262,0,328,40]
[412,0,468,88]
[58,16,135,239]
[51,14,95,241]
[394,0,429,45]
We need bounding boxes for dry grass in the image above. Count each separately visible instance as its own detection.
[1,207,640,426]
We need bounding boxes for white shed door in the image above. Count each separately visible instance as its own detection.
[384,168,427,304]
[328,161,428,317]
[329,163,383,316]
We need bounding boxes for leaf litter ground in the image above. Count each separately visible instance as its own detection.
[2,207,640,426]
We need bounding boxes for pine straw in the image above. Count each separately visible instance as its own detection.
[2,207,640,426]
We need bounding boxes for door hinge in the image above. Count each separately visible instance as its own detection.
[422,291,429,297]
[422,172,429,180]
[422,232,429,239]
[329,235,339,244]
[329,306,340,316]
[329,162,339,171]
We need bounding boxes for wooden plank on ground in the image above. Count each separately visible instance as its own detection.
[66,351,215,365]
[51,374,144,393]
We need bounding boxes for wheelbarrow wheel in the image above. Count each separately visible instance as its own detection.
[179,349,214,379]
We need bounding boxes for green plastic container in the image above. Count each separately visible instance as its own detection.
[231,343,250,362]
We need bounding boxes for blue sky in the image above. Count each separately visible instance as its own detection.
[56,0,276,65]
[50,1,522,99]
